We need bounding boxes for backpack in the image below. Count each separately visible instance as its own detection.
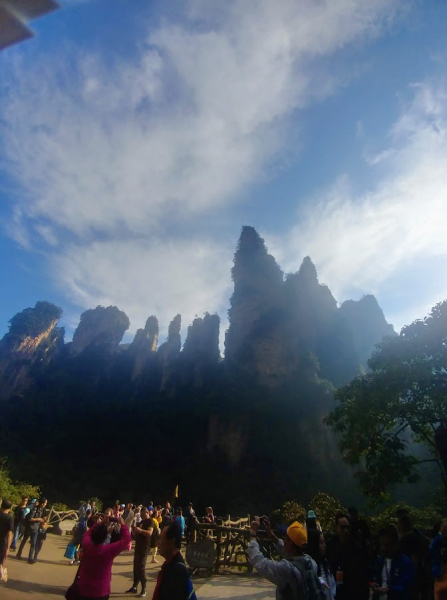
[288,555,326,600]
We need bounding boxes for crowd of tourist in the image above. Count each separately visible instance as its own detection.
[1,494,447,600]
[248,508,447,600]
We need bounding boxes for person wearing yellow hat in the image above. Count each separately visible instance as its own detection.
[248,516,325,599]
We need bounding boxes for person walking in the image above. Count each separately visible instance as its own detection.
[17,498,48,563]
[10,495,29,551]
[76,516,131,600]
[152,521,197,600]
[0,500,14,582]
[126,507,154,597]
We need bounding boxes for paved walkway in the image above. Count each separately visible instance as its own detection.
[1,534,275,599]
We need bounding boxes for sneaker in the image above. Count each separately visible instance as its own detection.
[125,587,137,594]
[138,591,146,598]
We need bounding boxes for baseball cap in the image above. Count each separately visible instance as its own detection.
[287,521,307,547]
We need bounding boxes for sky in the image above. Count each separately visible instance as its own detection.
[1,0,447,348]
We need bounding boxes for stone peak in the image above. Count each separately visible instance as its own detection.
[298,256,318,282]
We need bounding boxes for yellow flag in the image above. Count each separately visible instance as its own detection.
[174,485,179,498]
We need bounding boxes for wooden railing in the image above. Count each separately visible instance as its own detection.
[187,514,254,574]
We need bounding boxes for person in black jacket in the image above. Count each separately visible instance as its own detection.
[326,512,371,600]
[152,522,196,600]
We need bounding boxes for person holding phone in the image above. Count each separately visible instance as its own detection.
[76,515,131,600]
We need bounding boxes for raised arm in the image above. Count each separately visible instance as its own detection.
[105,524,131,558]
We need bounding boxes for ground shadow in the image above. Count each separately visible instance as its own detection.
[3,580,67,596]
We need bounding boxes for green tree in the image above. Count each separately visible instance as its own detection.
[0,459,40,505]
[326,300,447,503]
[309,492,347,532]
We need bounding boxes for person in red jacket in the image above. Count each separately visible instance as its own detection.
[77,516,131,600]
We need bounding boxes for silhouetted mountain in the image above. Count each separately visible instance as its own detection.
[0,227,395,512]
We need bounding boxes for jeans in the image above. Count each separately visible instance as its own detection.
[28,530,40,562]
[11,523,24,549]
[16,530,30,558]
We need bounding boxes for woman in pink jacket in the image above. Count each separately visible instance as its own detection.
[77,516,131,600]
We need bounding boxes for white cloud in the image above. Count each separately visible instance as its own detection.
[52,237,233,342]
[271,82,447,329]
[0,0,406,340]
[0,0,401,240]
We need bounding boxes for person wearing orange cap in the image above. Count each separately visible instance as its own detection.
[248,516,325,599]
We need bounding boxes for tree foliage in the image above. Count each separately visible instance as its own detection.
[8,301,62,340]
[309,492,347,532]
[326,300,447,504]
[271,500,307,525]
[0,459,40,505]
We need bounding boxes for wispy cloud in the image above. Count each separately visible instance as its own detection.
[270,82,447,329]
[0,0,404,336]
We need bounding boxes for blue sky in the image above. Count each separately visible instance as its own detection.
[1,0,447,346]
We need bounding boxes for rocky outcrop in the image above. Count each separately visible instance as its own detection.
[70,306,130,355]
[225,226,284,365]
[158,314,181,392]
[0,301,63,399]
[181,313,221,388]
[339,295,396,369]
[129,316,159,381]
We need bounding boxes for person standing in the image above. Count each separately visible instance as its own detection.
[248,516,324,600]
[371,525,414,600]
[307,529,336,600]
[430,520,447,600]
[123,503,135,528]
[10,495,29,551]
[184,503,196,545]
[204,507,215,524]
[77,516,131,599]
[17,498,48,563]
[0,500,14,580]
[173,508,185,537]
[396,509,430,600]
[79,500,92,520]
[91,501,98,516]
[125,507,154,597]
[326,512,371,600]
[152,522,197,600]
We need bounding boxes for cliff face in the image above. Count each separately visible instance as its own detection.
[0,301,63,399]
[0,225,396,508]
[225,226,284,363]
[339,295,396,368]
[158,314,181,393]
[70,306,130,355]
[129,316,159,381]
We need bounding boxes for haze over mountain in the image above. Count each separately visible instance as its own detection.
[0,228,396,510]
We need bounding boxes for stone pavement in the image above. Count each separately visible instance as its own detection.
[1,534,275,599]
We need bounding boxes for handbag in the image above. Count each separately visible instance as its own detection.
[65,565,81,600]
[64,543,77,560]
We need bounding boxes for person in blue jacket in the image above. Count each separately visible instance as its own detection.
[430,519,447,600]
[371,525,415,600]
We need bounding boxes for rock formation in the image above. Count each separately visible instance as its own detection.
[129,316,159,381]
[158,314,181,392]
[0,225,398,509]
[0,301,63,399]
[339,295,396,368]
[70,306,130,355]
